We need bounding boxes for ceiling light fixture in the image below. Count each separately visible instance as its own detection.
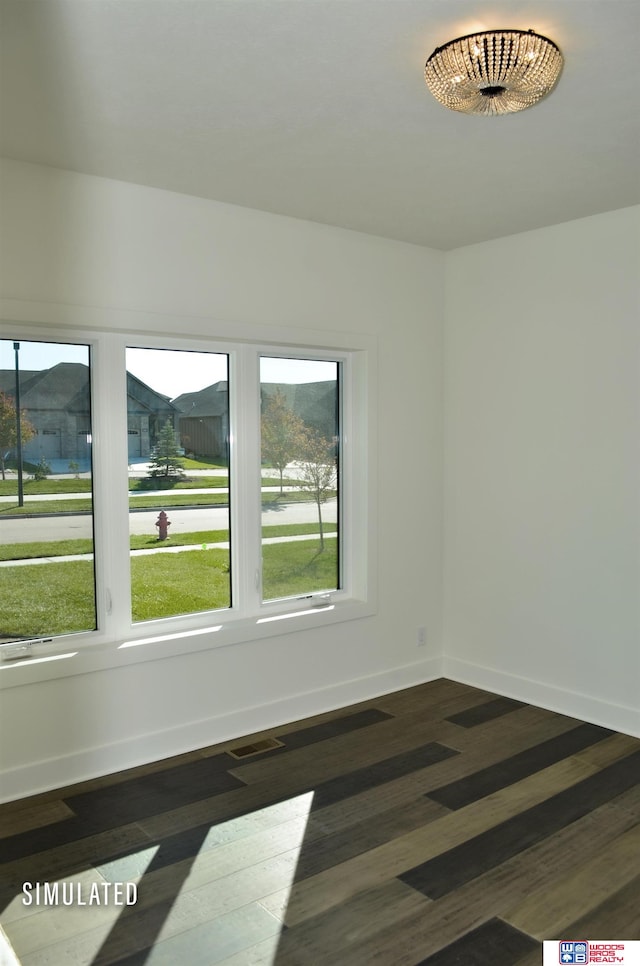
[424,28,563,116]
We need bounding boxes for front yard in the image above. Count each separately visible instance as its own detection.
[1,537,338,635]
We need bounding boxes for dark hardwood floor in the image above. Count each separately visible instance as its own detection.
[1,678,639,965]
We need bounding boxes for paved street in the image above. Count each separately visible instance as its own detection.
[0,500,337,545]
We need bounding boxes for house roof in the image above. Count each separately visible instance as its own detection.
[126,372,178,415]
[173,382,229,418]
[0,370,39,396]
[1,364,180,416]
[0,363,90,412]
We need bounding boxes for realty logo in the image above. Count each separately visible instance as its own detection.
[560,942,590,964]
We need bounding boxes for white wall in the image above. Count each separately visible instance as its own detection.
[0,159,445,800]
[444,207,640,736]
[2,160,637,802]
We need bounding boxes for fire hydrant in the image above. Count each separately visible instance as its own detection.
[155,510,171,541]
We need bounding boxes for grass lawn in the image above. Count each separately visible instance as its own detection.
[0,486,329,516]
[1,539,337,635]
[0,497,96,515]
[262,539,337,600]
[130,547,231,621]
[181,457,227,470]
[0,479,92,496]
[0,561,97,638]
[0,523,337,561]
[0,474,302,497]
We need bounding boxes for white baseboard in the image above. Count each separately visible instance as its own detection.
[443,655,640,738]
[0,657,443,803]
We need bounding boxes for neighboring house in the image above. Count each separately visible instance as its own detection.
[261,381,338,441]
[0,363,93,464]
[1,362,337,466]
[172,381,229,460]
[125,372,180,460]
[171,379,338,461]
[0,363,179,463]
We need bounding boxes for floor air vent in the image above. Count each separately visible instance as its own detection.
[227,737,284,759]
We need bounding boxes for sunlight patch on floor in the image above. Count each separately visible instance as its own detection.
[0,851,158,962]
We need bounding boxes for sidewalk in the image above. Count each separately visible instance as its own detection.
[0,485,303,503]
[0,532,336,567]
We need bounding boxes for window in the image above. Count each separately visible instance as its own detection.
[260,356,340,602]
[125,347,231,623]
[0,339,97,643]
[0,323,372,660]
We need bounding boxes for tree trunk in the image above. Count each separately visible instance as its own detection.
[317,496,324,551]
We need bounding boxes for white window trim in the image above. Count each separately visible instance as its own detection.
[0,307,377,689]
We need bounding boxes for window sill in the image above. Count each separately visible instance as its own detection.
[0,597,375,689]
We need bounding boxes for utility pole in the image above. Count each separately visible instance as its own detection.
[13,341,24,507]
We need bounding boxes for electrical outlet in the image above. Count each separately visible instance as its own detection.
[417,626,427,647]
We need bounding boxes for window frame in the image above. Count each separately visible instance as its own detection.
[0,314,377,687]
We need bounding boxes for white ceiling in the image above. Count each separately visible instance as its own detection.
[1,0,639,250]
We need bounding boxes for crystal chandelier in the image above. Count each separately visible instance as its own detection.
[424,29,563,116]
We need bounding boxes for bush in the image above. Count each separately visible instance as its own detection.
[32,457,52,480]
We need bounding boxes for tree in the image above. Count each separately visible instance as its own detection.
[261,389,305,494]
[147,419,185,479]
[297,428,337,551]
[33,456,52,480]
[0,391,35,480]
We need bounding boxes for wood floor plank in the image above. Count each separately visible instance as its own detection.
[414,918,538,966]
[108,902,283,966]
[561,874,640,940]
[2,681,637,966]
[4,870,130,958]
[0,822,152,899]
[442,703,583,757]
[1,867,112,928]
[300,708,584,820]
[573,731,640,767]
[10,849,300,963]
[512,952,544,966]
[399,749,640,900]
[272,879,430,965]
[609,780,640,818]
[0,758,246,865]
[306,741,458,809]
[260,706,394,752]
[138,723,462,842]
[293,797,446,881]
[227,711,463,786]
[302,790,639,966]
[0,800,75,839]
[207,933,282,966]
[445,696,527,728]
[65,754,246,827]
[0,924,21,966]
[137,704,577,848]
[273,756,599,927]
[427,723,613,810]
[10,841,297,963]
[372,679,498,717]
[504,822,640,939]
[305,771,450,838]
[138,739,533,849]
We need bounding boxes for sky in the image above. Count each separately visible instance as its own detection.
[1,340,336,400]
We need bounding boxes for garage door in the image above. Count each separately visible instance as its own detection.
[128,429,141,458]
[24,428,61,460]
